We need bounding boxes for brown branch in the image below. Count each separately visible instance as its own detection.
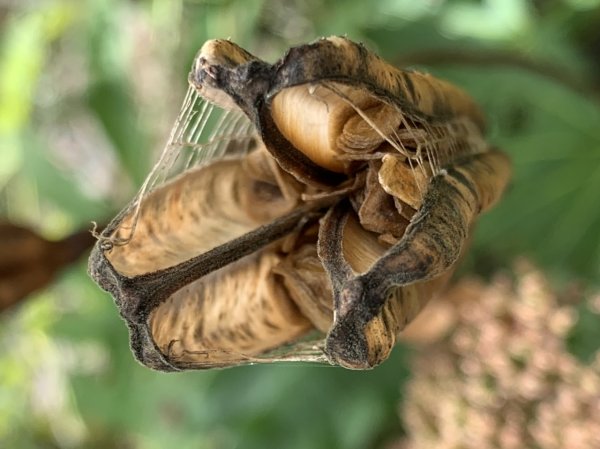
[0,222,100,313]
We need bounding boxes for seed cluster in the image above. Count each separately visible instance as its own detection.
[395,265,600,449]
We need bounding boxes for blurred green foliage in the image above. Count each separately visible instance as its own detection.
[1,0,600,448]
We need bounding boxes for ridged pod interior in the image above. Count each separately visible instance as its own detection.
[270,83,401,173]
[148,251,312,366]
[106,145,297,277]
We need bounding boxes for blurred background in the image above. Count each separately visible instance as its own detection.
[1,0,600,448]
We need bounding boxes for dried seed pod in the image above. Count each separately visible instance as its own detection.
[89,37,511,370]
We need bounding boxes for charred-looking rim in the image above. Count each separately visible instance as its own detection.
[89,36,511,371]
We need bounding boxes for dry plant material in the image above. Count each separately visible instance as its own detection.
[394,264,600,449]
[88,37,511,370]
[0,222,95,312]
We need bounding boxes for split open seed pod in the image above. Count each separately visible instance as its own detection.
[89,37,511,370]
